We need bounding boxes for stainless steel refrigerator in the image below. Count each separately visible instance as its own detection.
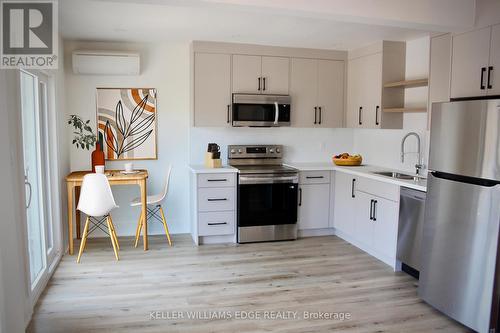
[419,98,500,333]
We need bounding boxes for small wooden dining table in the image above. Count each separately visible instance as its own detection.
[66,170,149,255]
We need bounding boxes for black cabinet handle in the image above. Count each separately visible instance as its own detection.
[208,222,228,226]
[227,104,230,123]
[369,199,374,220]
[263,77,266,91]
[375,106,380,126]
[306,176,324,179]
[488,66,493,89]
[358,107,363,125]
[481,67,486,90]
[373,200,377,221]
[207,198,227,202]
[318,106,322,124]
[314,106,317,124]
[258,77,261,91]
[298,188,302,206]
[351,178,356,198]
[207,179,227,182]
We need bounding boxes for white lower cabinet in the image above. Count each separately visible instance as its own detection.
[298,183,330,230]
[190,171,237,245]
[333,171,400,268]
[333,172,357,237]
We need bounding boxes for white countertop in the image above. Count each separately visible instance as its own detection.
[286,162,427,192]
[189,165,239,174]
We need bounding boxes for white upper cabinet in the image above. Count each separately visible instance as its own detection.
[290,58,318,127]
[488,24,500,96]
[194,53,232,127]
[317,60,344,128]
[232,55,262,94]
[290,58,345,128]
[451,27,491,98]
[261,56,290,95]
[346,41,404,129]
[451,24,500,98]
[232,55,289,94]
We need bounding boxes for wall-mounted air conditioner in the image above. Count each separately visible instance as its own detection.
[72,50,140,75]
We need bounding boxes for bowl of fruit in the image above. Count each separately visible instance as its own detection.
[332,153,362,166]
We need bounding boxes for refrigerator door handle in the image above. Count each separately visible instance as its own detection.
[431,171,500,187]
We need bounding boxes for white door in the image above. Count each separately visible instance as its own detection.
[290,58,318,127]
[317,60,344,128]
[20,70,58,302]
[353,191,374,248]
[298,184,330,230]
[371,197,399,260]
[194,53,232,126]
[261,56,289,95]
[232,55,262,93]
[488,24,500,95]
[451,27,491,98]
[333,172,357,236]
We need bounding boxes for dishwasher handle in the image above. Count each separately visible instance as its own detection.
[400,187,426,201]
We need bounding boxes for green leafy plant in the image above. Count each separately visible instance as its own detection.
[68,115,97,150]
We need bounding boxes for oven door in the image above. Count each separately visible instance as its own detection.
[237,173,298,243]
[232,94,291,127]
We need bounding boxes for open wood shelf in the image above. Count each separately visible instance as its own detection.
[384,78,428,88]
[383,107,427,113]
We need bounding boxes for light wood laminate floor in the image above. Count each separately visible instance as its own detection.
[28,235,469,333]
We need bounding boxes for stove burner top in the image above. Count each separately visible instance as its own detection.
[234,164,298,175]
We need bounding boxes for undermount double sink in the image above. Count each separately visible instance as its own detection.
[372,171,426,182]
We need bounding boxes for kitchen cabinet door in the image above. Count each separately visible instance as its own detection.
[232,55,262,93]
[317,60,344,128]
[353,191,374,248]
[488,24,500,95]
[298,183,330,230]
[371,197,399,260]
[346,56,363,128]
[194,53,232,127]
[261,56,289,95]
[450,27,491,98]
[333,172,357,237]
[290,58,318,127]
[363,52,382,129]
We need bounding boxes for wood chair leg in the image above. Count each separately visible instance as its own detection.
[77,217,90,263]
[108,215,120,250]
[159,206,172,246]
[107,217,119,261]
[134,215,143,248]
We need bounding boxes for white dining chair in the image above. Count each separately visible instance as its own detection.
[77,173,120,263]
[131,165,172,247]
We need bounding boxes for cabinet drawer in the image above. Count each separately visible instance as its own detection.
[198,187,235,211]
[356,176,399,202]
[299,171,331,184]
[198,173,236,188]
[198,211,235,236]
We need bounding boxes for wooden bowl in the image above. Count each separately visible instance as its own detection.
[332,156,362,166]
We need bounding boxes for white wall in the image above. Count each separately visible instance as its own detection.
[64,41,191,237]
[190,127,353,165]
[352,36,430,173]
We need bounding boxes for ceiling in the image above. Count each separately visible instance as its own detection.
[59,0,474,50]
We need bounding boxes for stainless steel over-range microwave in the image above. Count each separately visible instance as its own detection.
[231,93,291,127]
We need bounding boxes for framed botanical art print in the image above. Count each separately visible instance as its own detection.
[96,88,157,160]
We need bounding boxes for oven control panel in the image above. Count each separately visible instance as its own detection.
[228,145,283,159]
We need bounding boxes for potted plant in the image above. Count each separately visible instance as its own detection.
[68,115,104,172]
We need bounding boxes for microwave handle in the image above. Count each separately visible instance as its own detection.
[274,102,279,125]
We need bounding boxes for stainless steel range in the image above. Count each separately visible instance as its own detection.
[228,145,298,243]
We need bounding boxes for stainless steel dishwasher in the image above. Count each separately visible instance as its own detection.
[397,187,426,276]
